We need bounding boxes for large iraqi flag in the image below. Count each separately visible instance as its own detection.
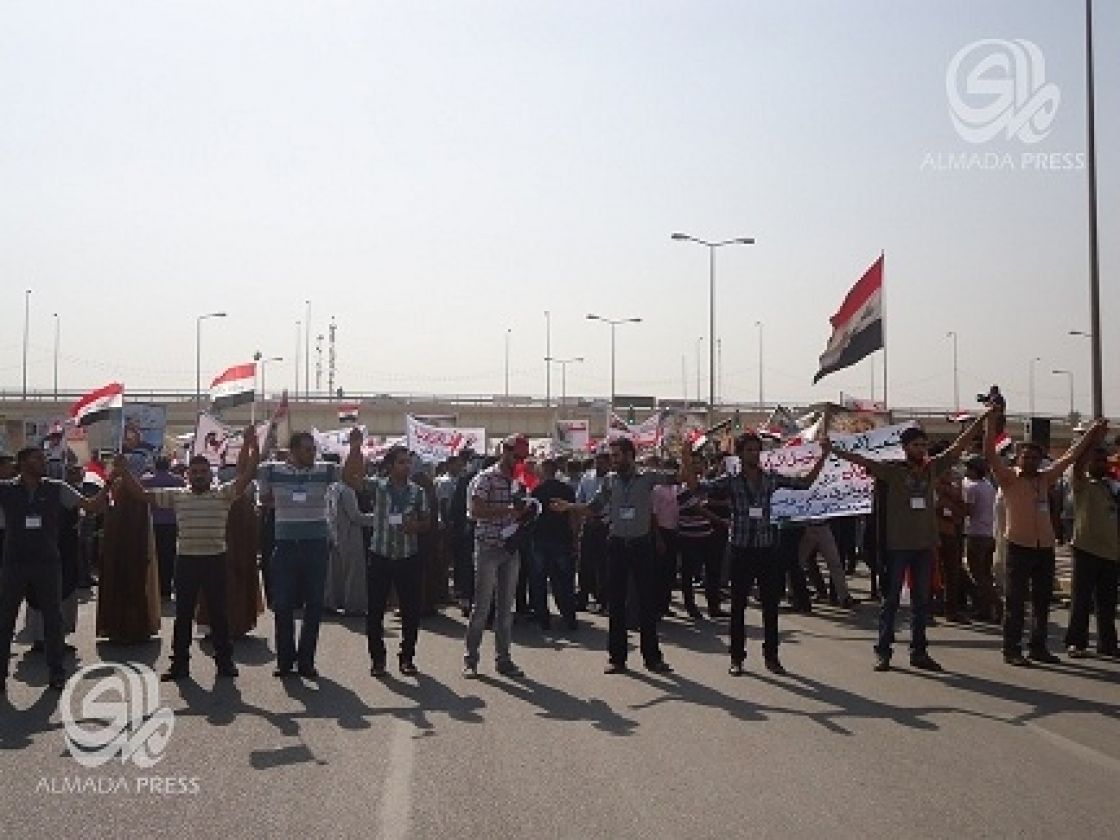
[70,382,124,427]
[813,255,884,384]
[209,363,256,412]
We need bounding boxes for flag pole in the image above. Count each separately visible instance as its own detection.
[880,250,887,410]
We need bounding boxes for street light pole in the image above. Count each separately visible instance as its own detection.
[755,320,764,407]
[1085,0,1103,417]
[504,328,511,397]
[22,289,30,400]
[1052,369,1074,419]
[195,311,227,413]
[544,310,551,406]
[671,232,755,413]
[696,337,704,402]
[546,356,584,409]
[52,312,60,402]
[586,314,641,408]
[1029,356,1041,416]
[946,331,959,412]
[294,320,301,399]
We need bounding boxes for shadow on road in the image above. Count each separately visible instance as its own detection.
[475,673,639,736]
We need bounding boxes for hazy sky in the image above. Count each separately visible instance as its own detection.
[2,0,1117,416]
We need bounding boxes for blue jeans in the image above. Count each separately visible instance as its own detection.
[876,548,932,657]
[531,540,576,621]
[271,538,329,670]
[464,545,519,668]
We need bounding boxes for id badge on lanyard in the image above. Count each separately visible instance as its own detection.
[25,514,43,530]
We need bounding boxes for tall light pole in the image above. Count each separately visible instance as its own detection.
[195,311,227,412]
[544,310,551,406]
[755,320,764,407]
[52,312,60,402]
[294,320,301,399]
[696,337,704,402]
[1053,369,1075,419]
[1085,0,1103,418]
[671,232,755,413]
[504,328,511,397]
[304,300,311,401]
[545,356,584,408]
[1029,356,1042,416]
[946,330,959,412]
[22,289,30,400]
[586,314,641,408]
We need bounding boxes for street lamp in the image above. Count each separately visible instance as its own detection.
[1029,356,1042,416]
[294,320,301,398]
[304,300,311,400]
[22,289,30,401]
[545,356,584,407]
[671,232,755,412]
[946,331,959,412]
[586,314,641,408]
[52,312,60,402]
[1084,0,1103,419]
[544,310,551,406]
[1052,369,1075,418]
[195,311,227,412]
[755,320,764,407]
[696,337,704,402]
[504,328,512,397]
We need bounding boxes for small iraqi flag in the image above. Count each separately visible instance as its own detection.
[338,403,360,424]
[70,382,124,427]
[209,363,256,411]
[813,255,884,384]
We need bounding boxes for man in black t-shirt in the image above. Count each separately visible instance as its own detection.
[531,459,578,631]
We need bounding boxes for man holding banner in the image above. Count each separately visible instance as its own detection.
[828,409,992,673]
[682,433,831,676]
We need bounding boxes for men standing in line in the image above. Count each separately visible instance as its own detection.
[258,431,340,680]
[984,411,1107,665]
[551,438,681,675]
[829,411,991,672]
[0,447,112,692]
[463,435,534,678]
[1064,441,1118,658]
[682,433,830,676]
[114,427,259,682]
[343,441,431,677]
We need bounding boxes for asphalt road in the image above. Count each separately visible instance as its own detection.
[2,571,1118,840]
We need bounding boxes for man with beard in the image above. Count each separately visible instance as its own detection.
[829,410,991,672]
[0,447,111,692]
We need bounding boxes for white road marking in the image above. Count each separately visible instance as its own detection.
[377,719,417,840]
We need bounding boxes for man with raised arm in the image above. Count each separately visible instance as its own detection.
[680,432,830,676]
[114,426,260,682]
[828,410,992,672]
[983,410,1107,666]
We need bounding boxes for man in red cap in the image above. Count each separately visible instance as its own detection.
[462,434,535,678]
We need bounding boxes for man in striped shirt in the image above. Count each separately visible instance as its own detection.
[114,426,259,682]
[682,433,830,676]
[343,439,431,677]
[258,431,341,679]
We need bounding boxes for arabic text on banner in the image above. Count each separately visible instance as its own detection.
[405,415,486,463]
[764,422,916,522]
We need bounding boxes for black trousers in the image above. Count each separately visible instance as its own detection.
[0,560,64,677]
[607,537,662,666]
[154,523,177,597]
[679,534,720,611]
[1003,543,1055,656]
[729,545,782,662]
[366,553,422,664]
[1065,547,1118,653]
[579,519,609,605]
[780,526,811,609]
[172,554,233,667]
[657,527,679,612]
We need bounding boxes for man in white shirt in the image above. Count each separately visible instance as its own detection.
[962,457,999,623]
